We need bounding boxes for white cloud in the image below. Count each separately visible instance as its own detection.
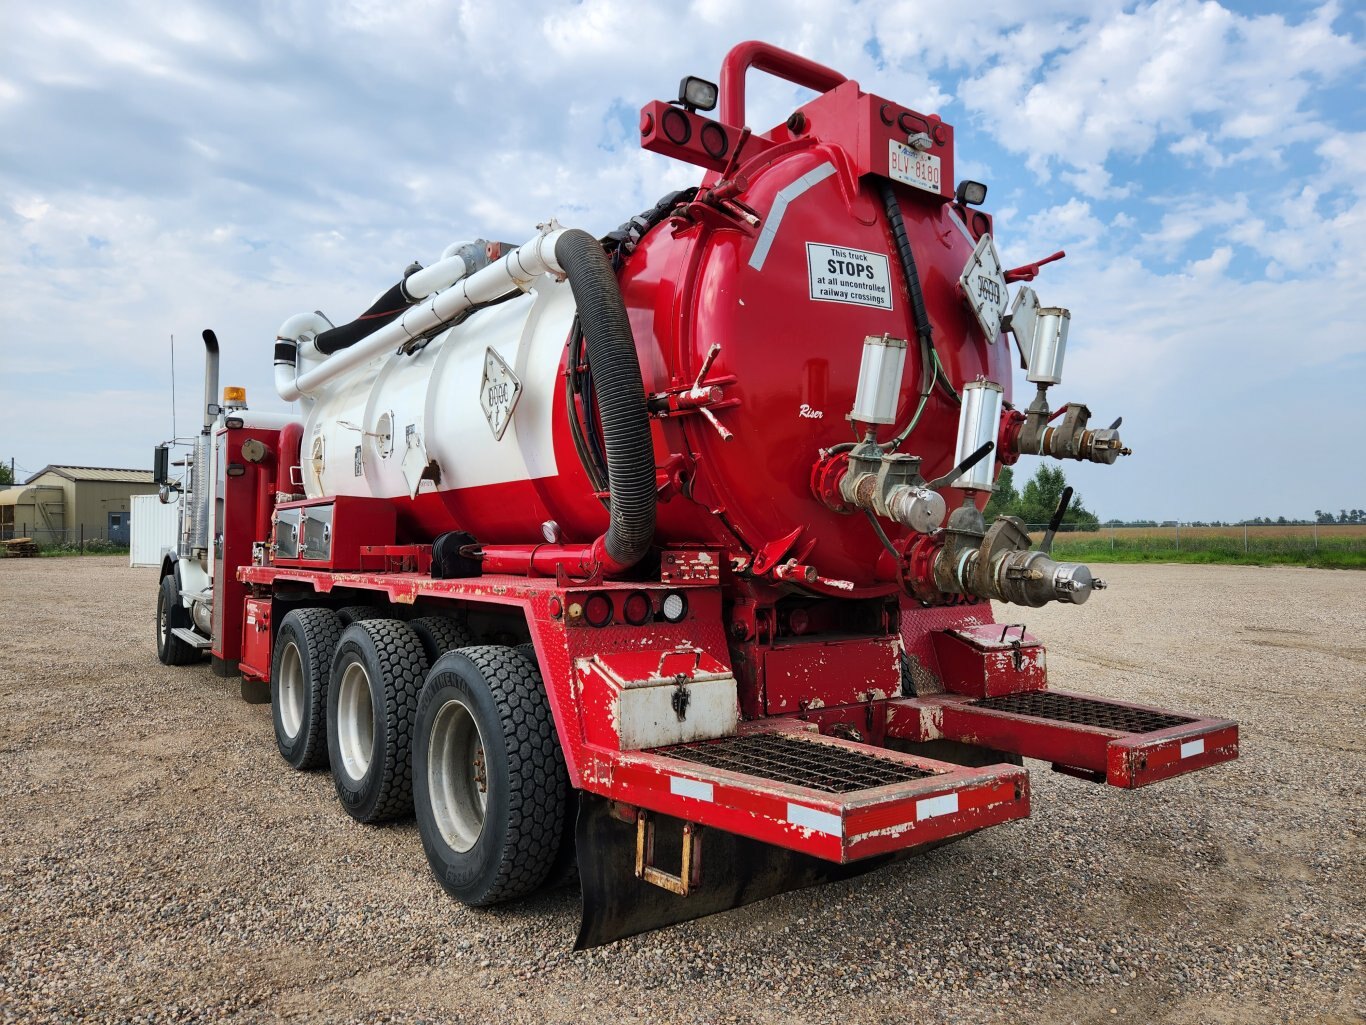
[956,0,1360,177]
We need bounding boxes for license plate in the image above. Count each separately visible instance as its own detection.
[888,139,942,194]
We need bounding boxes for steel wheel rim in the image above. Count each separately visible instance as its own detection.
[157,589,168,647]
[278,640,305,739]
[428,697,488,853]
[337,660,375,781]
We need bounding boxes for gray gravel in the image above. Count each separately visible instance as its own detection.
[0,557,1361,1024]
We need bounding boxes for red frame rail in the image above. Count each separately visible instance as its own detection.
[887,690,1239,788]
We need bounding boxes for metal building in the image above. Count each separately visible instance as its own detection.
[0,466,159,545]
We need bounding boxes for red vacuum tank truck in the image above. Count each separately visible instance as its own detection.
[153,42,1238,947]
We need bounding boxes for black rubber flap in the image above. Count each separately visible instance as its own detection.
[574,791,889,949]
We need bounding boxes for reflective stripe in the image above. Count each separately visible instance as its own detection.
[669,776,714,802]
[916,793,959,820]
[786,802,841,837]
[748,163,838,271]
[1180,738,1205,759]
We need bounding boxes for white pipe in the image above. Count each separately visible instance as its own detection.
[403,253,470,301]
[274,312,332,403]
[279,227,568,401]
[441,239,477,260]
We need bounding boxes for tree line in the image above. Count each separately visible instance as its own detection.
[983,465,1100,529]
[983,463,1360,528]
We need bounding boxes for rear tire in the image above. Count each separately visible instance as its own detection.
[337,605,384,626]
[156,574,200,666]
[414,645,568,906]
[514,640,578,888]
[272,608,342,769]
[409,615,473,664]
[327,619,429,823]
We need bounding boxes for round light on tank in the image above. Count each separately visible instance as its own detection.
[622,591,652,626]
[660,592,688,623]
[584,592,613,628]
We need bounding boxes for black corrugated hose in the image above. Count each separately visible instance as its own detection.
[554,229,656,571]
[878,181,958,404]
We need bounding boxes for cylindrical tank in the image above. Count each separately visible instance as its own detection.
[298,138,1011,590]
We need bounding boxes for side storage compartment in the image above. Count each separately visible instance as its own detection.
[239,597,273,681]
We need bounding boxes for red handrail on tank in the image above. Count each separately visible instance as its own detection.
[719,40,847,127]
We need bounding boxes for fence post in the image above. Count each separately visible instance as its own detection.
[1110,526,1115,550]
[1313,523,1318,550]
[80,524,84,554]
[1244,523,1248,553]
[1175,522,1180,550]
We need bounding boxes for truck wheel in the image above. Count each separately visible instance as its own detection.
[327,619,429,823]
[512,640,578,889]
[272,608,342,770]
[409,616,473,664]
[156,574,201,666]
[414,645,568,906]
[337,605,383,626]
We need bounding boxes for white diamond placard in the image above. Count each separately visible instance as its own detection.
[480,347,522,441]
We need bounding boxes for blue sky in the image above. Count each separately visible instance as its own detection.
[1,0,1362,521]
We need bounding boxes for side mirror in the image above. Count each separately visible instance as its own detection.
[153,444,170,485]
[158,483,174,505]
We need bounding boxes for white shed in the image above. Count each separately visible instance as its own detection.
[130,494,179,567]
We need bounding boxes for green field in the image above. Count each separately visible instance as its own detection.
[1044,525,1366,569]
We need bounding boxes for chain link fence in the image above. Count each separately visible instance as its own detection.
[0,526,128,553]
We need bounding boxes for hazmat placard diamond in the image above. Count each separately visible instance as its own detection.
[480,347,522,440]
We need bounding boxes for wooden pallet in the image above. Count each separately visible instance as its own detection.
[1,538,39,558]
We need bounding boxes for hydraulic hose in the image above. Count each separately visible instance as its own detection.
[313,279,413,355]
[878,182,959,407]
[554,228,656,572]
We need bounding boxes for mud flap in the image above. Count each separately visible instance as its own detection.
[574,791,891,949]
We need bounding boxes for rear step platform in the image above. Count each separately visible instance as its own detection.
[889,688,1239,788]
[170,627,212,650]
[603,722,1030,864]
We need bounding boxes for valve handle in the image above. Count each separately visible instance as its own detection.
[1108,416,1123,431]
[928,441,994,491]
[1040,486,1073,555]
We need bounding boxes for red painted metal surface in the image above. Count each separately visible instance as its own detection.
[595,722,1028,864]
[718,40,847,127]
[211,423,278,668]
[238,597,272,682]
[885,690,1239,789]
[763,635,900,715]
[931,623,1048,698]
[272,495,396,571]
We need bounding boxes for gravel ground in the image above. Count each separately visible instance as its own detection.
[0,557,1361,1025]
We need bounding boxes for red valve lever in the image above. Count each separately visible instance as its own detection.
[1004,250,1066,283]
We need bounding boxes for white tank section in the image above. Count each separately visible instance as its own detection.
[301,278,577,501]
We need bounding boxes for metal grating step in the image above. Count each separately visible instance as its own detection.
[171,627,212,650]
[971,691,1194,734]
[659,732,936,794]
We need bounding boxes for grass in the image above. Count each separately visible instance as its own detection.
[1045,525,1366,569]
[38,540,130,557]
